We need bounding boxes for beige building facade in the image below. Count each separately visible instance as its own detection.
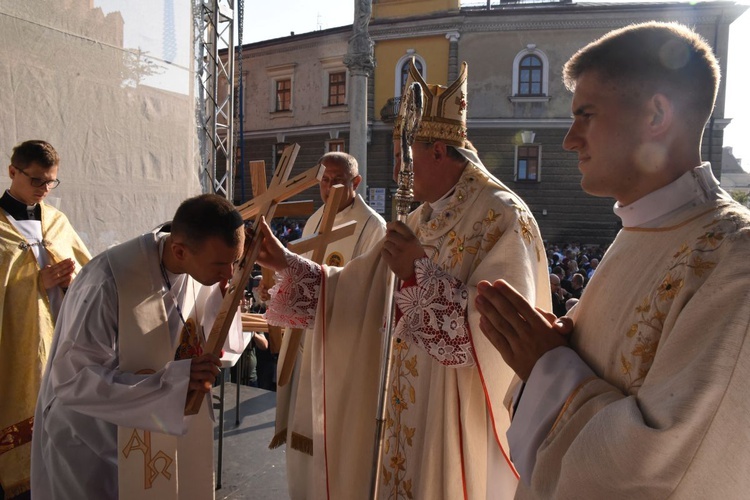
[231,0,746,244]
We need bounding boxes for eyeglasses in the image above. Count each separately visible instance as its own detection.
[14,167,61,189]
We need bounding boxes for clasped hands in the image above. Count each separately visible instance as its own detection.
[40,257,76,289]
[476,280,573,381]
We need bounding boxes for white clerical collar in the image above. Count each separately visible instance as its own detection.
[425,187,456,221]
[613,163,725,228]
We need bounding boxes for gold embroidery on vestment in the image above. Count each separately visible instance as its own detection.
[619,214,734,392]
[122,429,174,489]
[383,336,418,495]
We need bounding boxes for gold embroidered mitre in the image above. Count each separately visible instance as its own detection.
[393,58,468,148]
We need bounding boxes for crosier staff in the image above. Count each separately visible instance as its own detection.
[369,81,423,499]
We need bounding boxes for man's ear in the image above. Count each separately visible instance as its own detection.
[351,174,362,191]
[171,240,189,262]
[648,93,674,137]
[433,141,448,160]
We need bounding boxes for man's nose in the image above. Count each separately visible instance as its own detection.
[563,124,581,151]
[223,263,235,280]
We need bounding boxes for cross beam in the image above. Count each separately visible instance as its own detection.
[276,184,357,387]
[185,144,323,415]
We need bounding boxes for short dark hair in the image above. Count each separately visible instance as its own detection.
[318,151,359,178]
[171,194,243,249]
[563,22,720,128]
[11,140,60,170]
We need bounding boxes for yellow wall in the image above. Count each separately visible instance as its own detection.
[374,36,449,120]
[373,0,460,20]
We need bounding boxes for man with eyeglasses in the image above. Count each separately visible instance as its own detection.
[0,140,90,499]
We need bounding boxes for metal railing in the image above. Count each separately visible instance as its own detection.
[380,96,401,122]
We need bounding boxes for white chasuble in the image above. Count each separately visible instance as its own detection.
[515,200,750,499]
[269,163,549,499]
[273,194,386,499]
[109,233,214,500]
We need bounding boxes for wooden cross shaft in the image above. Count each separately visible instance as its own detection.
[276,184,357,387]
[185,144,323,415]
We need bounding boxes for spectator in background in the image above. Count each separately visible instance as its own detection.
[570,273,586,299]
[565,297,579,312]
[550,273,568,318]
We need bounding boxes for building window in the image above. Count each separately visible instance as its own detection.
[267,63,296,114]
[516,145,541,181]
[328,72,346,106]
[275,79,291,111]
[518,55,543,96]
[510,46,550,101]
[327,139,345,152]
[394,52,427,97]
[400,58,423,92]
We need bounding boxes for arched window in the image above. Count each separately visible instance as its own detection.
[518,55,543,96]
[400,58,423,92]
[511,46,550,100]
[394,52,427,97]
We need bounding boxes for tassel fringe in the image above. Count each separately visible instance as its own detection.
[290,432,313,456]
[4,478,31,498]
[268,428,287,449]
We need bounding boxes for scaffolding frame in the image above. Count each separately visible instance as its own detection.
[194,0,235,199]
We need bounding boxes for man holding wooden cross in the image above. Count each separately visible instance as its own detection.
[30,194,244,500]
[270,151,386,499]
[257,61,550,499]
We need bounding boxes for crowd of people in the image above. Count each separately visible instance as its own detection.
[2,21,749,500]
[543,241,606,316]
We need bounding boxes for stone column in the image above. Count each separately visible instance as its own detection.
[446,31,460,82]
[344,0,375,198]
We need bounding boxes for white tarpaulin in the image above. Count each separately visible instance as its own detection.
[0,0,201,255]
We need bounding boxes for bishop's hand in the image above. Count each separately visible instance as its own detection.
[381,221,426,281]
[253,216,290,272]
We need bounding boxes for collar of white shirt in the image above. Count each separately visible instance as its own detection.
[613,163,727,228]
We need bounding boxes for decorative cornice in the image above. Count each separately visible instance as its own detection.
[459,14,726,34]
[368,4,736,40]
[241,122,351,140]
[240,116,730,139]
[371,117,732,131]
[241,31,350,60]
[371,23,463,41]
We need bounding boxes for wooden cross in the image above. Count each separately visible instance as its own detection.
[246,160,315,355]
[248,160,314,219]
[276,184,357,387]
[185,143,324,415]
